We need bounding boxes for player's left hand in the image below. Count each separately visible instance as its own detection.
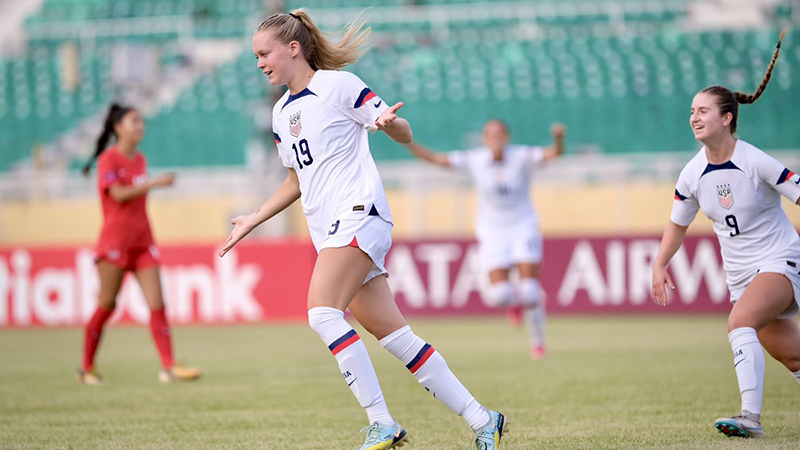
[374,102,404,130]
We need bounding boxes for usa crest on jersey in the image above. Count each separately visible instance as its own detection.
[717,183,733,209]
[289,111,302,137]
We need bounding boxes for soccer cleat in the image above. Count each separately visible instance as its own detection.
[358,422,408,450]
[714,411,763,438]
[76,367,104,385]
[530,345,547,360]
[475,410,507,449]
[159,364,201,383]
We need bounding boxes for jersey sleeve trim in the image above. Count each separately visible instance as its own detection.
[777,168,797,185]
[274,132,282,144]
[354,88,377,108]
[674,189,687,201]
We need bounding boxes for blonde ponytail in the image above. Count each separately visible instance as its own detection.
[255,8,371,71]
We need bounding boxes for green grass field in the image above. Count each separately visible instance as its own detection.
[1,316,799,450]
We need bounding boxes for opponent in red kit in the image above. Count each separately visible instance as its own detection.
[77,104,200,384]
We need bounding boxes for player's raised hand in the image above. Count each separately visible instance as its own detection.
[551,123,566,139]
[651,265,675,306]
[219,214,258,257]
[375,102,404,130]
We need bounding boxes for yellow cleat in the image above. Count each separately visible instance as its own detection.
[159,364,201,383]
[76,367,104,385]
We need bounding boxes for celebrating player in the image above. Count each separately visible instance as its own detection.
[220,10,506,449]
[404,120,565,359]
[652,30,800,438]
[78,104,200,385]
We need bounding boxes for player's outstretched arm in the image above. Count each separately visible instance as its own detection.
[652,221,689,306]
[403,141,451,168]
[108,173,176,203]
[541,123,566,162]
[219,169,301,257]
[375,102,413,144]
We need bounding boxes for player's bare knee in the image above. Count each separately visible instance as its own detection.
[727,313,755,332]
[780,354,800,372]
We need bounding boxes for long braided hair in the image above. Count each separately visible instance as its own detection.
[700,29,787,134]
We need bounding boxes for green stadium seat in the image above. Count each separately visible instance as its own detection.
[2,0,797,171]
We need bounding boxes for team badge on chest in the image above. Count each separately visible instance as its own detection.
[717,183,734,209]
[289,111,302,137]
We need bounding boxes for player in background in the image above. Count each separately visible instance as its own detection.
[220,10,506,450]
[652,30,800,438]
[404,121,565,359]
[78,104,201,385]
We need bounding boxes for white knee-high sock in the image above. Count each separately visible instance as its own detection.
[487,281,514,307]
[380,325,491,431]
[729,327,765,415]
[308,307,394,426]
[519,279,546,347]
[792,369,800,384]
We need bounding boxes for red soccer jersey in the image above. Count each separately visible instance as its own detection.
[95,146,154,253]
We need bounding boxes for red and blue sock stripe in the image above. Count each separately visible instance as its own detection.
[406,343,435,374]
[329,329,361,355]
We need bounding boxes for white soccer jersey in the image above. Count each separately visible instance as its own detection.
[671,140,800,288]
[272,70,391,251]
[448,145,545,238]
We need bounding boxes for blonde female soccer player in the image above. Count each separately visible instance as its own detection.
[404,121,565,359]
[652,30,800,438]
[219,10,506,449]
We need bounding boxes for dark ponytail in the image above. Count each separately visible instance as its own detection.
[82,103,132,176]
[700,29,787,134]
[733,28,787,105]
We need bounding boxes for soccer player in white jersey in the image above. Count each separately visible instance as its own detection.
[218,10,506,450]
[404,121,565,359]
[652,30,800,438]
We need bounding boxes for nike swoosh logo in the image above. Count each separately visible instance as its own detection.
[347,377,358,386]
[734,360,743,367]
[794,178,799,185]
[373,100,382,108]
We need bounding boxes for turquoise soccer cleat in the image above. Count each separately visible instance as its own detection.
[358,422,408,450]
[475,410,507,449]
[714,412,763,438]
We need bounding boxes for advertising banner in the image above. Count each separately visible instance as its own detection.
[0,236,729,327]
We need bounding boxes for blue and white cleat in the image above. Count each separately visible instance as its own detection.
[714,411,763,438]
[358,422,408,450]
[475,410,507,449]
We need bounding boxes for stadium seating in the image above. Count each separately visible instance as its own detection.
[353,27,800,159]
[0,45,112,171]
[139,51,265,167]
[2,0,798,172]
